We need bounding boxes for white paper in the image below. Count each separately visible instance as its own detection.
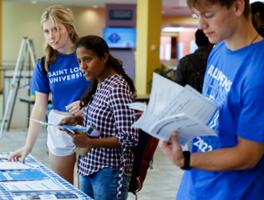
[133,73,218,144]
[39,195,58,200]
[0,161,31,170]
[1,179,68,192]
[30,119,88,133]
[150,113,216,143]
[127,102,147,112]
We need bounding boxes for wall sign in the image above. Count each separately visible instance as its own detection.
[106,4,136,27]
[109,9,133,20]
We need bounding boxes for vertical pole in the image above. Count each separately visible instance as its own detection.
[0,0,3,92]
[0,38,26,136]
[135,0,162,94]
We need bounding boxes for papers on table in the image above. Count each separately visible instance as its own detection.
[0,169,49,181]
[0,153,87,200]
[12,191,82,200]
[2,179,68,192]
[132,73,218,144]
[0,161,31,170]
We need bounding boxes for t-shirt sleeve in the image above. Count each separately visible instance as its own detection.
[237,84,264,143]
[31,59,50,94]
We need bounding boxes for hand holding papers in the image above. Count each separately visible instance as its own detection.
[30,119,100,137]
[132,73,218,145]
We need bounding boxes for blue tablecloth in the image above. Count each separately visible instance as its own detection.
[0,152,93,200]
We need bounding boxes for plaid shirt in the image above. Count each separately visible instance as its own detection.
[78,74,139,176]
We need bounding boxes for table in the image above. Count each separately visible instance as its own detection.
[0,152,93,200]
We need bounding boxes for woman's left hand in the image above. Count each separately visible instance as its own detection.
[65,100,83,115]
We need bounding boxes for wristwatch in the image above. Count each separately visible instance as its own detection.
[181,151,192,170]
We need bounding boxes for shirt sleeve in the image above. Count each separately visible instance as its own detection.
[31,59,50,94]
[109,84,139,148]
[173,57,190,86]
[237,84,264,143]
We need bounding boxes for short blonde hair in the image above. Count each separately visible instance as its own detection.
[41,5,79,71]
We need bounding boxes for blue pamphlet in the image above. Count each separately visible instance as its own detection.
[31,118,100,137]
[0,169,48,181]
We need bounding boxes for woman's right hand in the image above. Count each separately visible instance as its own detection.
[8,146,32,162]
[59,115,83,126]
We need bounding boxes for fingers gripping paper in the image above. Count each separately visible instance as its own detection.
[132,73,218,144]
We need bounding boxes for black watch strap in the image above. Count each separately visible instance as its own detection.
[181,151,192,170]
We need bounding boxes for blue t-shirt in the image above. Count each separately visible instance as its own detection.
[177,40,264,200]
[31,53,90,112]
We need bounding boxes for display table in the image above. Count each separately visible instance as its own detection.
[0,152,92,200]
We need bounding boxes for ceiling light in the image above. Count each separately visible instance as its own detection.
[162,27,195,33]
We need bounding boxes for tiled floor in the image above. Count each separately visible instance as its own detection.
[0,129,183,200]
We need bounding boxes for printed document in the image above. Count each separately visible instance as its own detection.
[0,161,31,170]
[132,73,218,144]
[1,179,68,191]
[31,119,100,137]
[0,169,48,181]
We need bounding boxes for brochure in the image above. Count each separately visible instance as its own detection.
[31,119,100,137]
[132,73,218,144]
[12,191,81,200]
[0,169,48,181]
[1,179,68,192]
[0,161,31,170]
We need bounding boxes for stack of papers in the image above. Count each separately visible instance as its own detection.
[132,73,218,144]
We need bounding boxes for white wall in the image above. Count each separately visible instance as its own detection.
[2,2,105,128]
[3,2,105,64]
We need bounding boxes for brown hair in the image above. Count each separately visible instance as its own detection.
[187,0,250,18]
[40,5,79,71]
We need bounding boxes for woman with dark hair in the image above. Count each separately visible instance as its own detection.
[60,35,138,200]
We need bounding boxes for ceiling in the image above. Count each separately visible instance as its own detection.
[4,0,191,16]
[4,0,188,7]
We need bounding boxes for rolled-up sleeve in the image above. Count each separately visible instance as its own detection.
[109,85,139,148]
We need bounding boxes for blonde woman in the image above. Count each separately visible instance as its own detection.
[9,5,90,184]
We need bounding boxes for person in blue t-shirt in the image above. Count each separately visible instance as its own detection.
[160,0,264,200]
[9,5,90,184]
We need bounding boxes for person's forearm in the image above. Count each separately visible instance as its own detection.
[24,105,47,150]
[89,137,120,149]
[190,142,264,171]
